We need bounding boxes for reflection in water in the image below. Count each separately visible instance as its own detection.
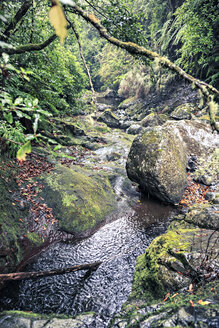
[0,197,173,327]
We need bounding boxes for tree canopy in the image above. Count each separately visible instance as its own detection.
[0,0,218,158]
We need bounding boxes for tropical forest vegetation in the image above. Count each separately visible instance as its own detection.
[0,0,218,327]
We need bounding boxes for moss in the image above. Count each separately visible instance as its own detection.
[94,124,111,133]
[130,228,198,304]
[118,96,136,108]
[141,130,161,145]
[26,232,43,246]
[40,165,117,234]
[0,310,70,320]
[116,282,218,328]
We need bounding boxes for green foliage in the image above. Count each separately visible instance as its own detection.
[0,121,26,156]
[97,44,135,90]
[173,0,218,86]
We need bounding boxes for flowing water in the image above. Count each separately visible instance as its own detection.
[0,197,173,327]
[0,100,174,327]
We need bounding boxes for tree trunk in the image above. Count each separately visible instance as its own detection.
[0,261,102,282]
[69,19,96,104]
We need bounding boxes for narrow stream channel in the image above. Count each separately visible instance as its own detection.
[0,99,174,327]
[0,196,173,327]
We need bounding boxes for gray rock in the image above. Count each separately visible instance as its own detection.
[97,109,120,128]
[170,103,195,120]
[126,120,218,204]
[97,103,112,111]
[141,113,168,128]
[32,320,48,328]
[0,316,31,328]
[119,120,133,129]
[126,124,143,135]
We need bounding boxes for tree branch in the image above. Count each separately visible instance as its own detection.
[67,18,96,103]
[67,4,218,131]
[1,34,58,55]
[3,0,33,40]
[0,261,102,282]
[69,5,218,97]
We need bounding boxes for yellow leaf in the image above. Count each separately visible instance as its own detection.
[49,3,67,45]
[17,141,31,162]
[198,300,211,305]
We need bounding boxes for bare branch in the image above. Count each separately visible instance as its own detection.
[0,261,102,282]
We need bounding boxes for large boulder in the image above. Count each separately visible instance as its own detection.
[170,103,195,120]
[141,113,168,128]
[130,217,219,304]
[126,120,218,204]
[40,165,117,235]
[97,109,120,128]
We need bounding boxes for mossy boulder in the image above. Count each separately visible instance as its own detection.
[126,120,218,204]
[193,148,219,185]
[183,203,219,230]
[126,124,143,135]
[141,113,168,128]
[130,225,218,304]
[170,103,195,120]
[118,96,137,109]
[126,125,187,204]
[40,165,117,235]
[97,109,120,128]
[113,282,219,327]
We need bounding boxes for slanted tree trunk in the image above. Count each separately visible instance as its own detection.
[68,19,96,104]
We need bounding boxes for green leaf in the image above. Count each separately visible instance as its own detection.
[15,110,31,120]
[23,75,30,82]
[32,98,39,106]
[54,144,62,151]
[5,63,19,72]
[3,112,13,124]
[2,52,9,64]
[37,109,52,116]
[14,97,23,105]
[17,141,31,162]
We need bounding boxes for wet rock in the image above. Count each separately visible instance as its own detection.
[119,120,133,129]
[40,165,117,235]
[184,204,219,230]
[126,125,187,204]
[97,109,120,128]
[0,312,96,328]
[192,149,219,186]
[126,124,143,135]
[130,226,219,303]
[141,113,168,128]
[126,120,218,204]
[97,103,112,112]
[186,155,198,172]
[170,103,195,120]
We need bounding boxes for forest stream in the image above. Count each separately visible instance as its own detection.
[0,98,174,327]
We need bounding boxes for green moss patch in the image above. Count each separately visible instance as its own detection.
[40,165,117,234]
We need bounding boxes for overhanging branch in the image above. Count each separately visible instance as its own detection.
[69,4,219,98]
[1,34,58,55]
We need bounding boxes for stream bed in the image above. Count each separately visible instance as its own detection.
[0,107,175,326]
[0,196,173,327]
